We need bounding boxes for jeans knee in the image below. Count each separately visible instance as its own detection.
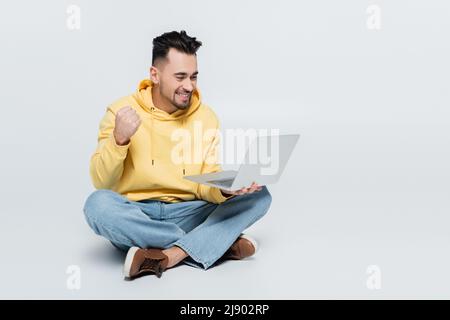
[254,186,272,217]
[83,189,119,226]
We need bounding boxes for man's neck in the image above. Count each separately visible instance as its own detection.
[151,86,178,114]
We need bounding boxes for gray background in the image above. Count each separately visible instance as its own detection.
[0,0,449,299]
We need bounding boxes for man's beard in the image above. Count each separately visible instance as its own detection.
[173,100,190,110]
[172,91,191,110]
[159,83,191,110]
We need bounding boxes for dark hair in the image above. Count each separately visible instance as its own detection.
[152,30,202,66]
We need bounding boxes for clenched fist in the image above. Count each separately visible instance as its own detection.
[113,106,142,146]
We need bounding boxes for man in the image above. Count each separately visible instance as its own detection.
[83,30,272,280]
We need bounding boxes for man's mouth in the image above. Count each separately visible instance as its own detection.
[176,92,190,101]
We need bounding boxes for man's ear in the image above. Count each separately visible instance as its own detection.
[150,66,159,84]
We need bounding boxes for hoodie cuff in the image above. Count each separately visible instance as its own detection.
[210,186,234,203]
[198,184,233,204]
[108,133,130,155]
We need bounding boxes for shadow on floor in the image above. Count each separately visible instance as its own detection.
[83,240,254,272]
[84,242,127,266]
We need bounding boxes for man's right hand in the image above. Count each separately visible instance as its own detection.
[113,106,142,146]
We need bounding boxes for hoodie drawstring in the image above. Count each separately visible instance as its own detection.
[150,111,187,176]
[182,117,186,176]
[151,110,154,166]
[133,79,201,175]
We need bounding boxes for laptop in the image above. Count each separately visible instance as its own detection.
[183,134,300,192]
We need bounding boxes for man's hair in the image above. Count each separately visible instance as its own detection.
[152,30,202,66]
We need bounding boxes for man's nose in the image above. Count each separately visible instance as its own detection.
[182,79,194,92]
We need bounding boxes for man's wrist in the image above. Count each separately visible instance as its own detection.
[116,139,130,146]
[220,190,233,197]
[113,133,130,146]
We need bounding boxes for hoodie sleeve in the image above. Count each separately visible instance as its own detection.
[197,123,235,204]
[89,107,130,189]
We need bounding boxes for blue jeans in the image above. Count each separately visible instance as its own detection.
[83,187,272,269]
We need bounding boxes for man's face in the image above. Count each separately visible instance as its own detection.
[152,48,198,110]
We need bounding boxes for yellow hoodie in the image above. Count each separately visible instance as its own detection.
[89,79,232,204]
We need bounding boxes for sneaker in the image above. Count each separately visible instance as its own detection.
[225,234,259,260]
[123,247,169,279]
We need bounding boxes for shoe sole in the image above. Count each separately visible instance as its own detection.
[123,246,140,278]
[239,234,258,254]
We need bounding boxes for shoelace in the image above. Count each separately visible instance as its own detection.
[140,257,165,277]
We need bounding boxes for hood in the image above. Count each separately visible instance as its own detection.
[132,79,202,120]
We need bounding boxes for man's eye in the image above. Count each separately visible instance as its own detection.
[176,76,197,81]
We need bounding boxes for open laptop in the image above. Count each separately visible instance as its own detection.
[183,134,300,192]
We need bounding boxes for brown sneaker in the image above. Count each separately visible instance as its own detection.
[225,234,259,260]
[123,247,169,279]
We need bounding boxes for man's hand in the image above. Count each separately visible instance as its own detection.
[113,106,142,146]
[221,182,263,196]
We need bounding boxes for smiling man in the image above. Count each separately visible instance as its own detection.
[83,30,272,280]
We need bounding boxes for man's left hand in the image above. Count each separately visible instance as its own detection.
[221,182,263,196]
